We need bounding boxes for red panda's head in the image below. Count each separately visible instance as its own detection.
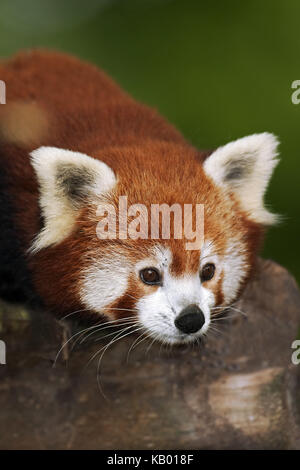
[29,133,279,345]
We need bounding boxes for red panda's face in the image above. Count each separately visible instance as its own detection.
[30,134,279,345]
[78,238,248,345]
[76,187,256,345]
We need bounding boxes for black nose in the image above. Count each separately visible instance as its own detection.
[175,305,205,334]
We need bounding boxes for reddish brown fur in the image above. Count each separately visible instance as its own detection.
[0,50,263,318]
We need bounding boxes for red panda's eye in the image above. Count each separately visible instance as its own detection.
[139,267,161,286]
[200,263,215,282]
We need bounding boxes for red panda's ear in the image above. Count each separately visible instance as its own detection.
[29,146,116,252]
[203,133,280,225]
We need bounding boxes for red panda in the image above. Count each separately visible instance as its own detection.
[0,50,279,345]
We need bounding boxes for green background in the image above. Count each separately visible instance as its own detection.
[0,0,299,283]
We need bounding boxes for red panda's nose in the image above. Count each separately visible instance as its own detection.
[175,305,205,334]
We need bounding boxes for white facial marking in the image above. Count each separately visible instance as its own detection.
[136,246,215,344]
[222,239,248,304]
[201,239,248,305]
[80,252,130,313]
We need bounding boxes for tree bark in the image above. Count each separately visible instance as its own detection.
[0,258,299,449]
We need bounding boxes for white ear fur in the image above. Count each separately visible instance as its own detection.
[30,146,116,252]
[203,133,279,224]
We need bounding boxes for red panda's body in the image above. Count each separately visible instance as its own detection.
[0,51,183,306]
[0,51,279,344]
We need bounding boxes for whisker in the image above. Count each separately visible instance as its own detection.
[210,314,240,322]
[211,304,248,318]
[80,320,138,344]
[227,306,248,318]
[145,334,160,355]
[207,325,223,337]
[61,307,137,322]
[95,326,144,400]
[75,317,138,346]
[209,323,231,339]
[61,308,91,320]
[86,324,140,367]
[53,324,103,367]
[104,307,138,312]
[126,332,146,362]
[124,293,139,302]
[53,316,136,366]
[90,322,139,344]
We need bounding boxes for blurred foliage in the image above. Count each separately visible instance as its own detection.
[0,0,299,282]
[0,300,30,334]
